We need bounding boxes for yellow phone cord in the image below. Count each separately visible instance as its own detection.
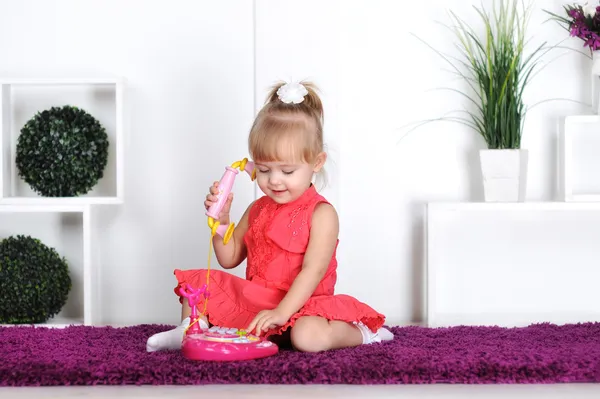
[183,232,213,334]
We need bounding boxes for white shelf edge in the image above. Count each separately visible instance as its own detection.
[0,84,9,200]
[0,197,122,206]
[0,77,124,85]
[0,316,84,329]
[426,201,600,211]
[426,312,600,328]
[0,204,88,213]
[115,80,125,202]
[564,114,600,124]
[565,194,600,202]
[423,203,431,328]
[83,205,93,326]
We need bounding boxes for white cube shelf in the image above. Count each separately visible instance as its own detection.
[426,202,600,328]
[560,115,600,202]
[0,77,124,205]
[0,205,98,327]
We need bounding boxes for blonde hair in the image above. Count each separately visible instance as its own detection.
[248,81,324,164]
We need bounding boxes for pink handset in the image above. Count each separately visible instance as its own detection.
[206,158,255,244]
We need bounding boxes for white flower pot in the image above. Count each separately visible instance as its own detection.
[479,149,528,202]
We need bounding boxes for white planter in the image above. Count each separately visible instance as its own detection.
[479,149,528,202]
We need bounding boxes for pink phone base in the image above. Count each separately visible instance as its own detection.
[179,283,278,362]
[182,325,279,361]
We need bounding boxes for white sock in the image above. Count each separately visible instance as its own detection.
[146,316,208,352]
[354,321,394,344]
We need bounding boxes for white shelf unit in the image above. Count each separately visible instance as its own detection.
[0,205,100,328]
[425,201,600,328]
[0,77,124,205]
[561,115,600,202]
[0,76,124,328]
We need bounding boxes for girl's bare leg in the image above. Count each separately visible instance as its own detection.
[181,300,191,320]
[289,316,393,353]
[181,298,209,325]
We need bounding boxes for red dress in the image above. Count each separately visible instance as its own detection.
[173,185,385,337]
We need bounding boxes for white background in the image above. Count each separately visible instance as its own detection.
[0,0,593,326]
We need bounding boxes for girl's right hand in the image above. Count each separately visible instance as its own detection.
[204,181,233,225]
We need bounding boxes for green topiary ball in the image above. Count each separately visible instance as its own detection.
[0,235,71,324]
[16,105,110,197]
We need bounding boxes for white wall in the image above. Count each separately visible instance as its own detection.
[0,0,589,326]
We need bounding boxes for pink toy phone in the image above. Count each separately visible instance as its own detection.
[182,325,279,362]
[206,158,255,244]
[179,283,278,362]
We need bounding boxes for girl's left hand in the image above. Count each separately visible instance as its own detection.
[247,308,289,336]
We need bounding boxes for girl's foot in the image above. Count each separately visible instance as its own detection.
[354,321,394,344]
[146,317,208,352]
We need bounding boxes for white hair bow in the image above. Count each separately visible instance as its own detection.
[277,82,308,104]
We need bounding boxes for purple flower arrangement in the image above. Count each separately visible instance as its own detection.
[546,2,600,53]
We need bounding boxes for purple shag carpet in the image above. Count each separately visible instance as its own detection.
[1,322,600,386]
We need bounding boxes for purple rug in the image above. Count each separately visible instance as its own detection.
[1,322,599,386]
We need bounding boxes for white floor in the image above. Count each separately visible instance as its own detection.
[1,384,599,398]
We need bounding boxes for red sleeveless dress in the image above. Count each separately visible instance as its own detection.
[173,185,386,337]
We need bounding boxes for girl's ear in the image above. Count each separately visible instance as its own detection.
[313,152,327,172]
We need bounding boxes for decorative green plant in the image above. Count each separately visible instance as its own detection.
[410,0,551,149]
[0,235,71,324]
[16,105,109,197]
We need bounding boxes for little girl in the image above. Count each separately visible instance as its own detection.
[147,80,393,353]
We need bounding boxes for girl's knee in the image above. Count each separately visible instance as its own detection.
[290,317,332,353]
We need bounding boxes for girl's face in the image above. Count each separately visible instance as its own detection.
[254,153,325,204]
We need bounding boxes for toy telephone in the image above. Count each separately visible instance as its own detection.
[179,283,278,362]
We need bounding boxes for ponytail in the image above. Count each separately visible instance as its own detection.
[265,81,324,125]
